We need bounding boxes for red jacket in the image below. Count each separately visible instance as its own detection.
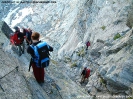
[86,41,90,47]
[10,32,24,45]
[85,69,90,78]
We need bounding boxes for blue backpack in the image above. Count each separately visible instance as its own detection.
[30,42,51,68]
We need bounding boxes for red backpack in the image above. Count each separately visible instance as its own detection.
[85,69,90,78]
[10,32,24,45]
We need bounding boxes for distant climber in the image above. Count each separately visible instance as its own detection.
[86,41,90,50]
[80,67,91,84]
[10,26,25,55]
[27,32,53,83]
[22,28,32,45]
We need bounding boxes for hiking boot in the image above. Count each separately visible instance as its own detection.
[37,80,44,83]
[41,80,44,83]
[37,81,42,83]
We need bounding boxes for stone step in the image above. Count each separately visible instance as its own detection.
[47,64,90,99]
[40,74,63,99]
[24,76,50,99]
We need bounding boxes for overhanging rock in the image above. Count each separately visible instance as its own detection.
[0,21,13,39]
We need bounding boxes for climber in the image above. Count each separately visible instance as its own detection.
[27,32,53,83]
[10,26,25,55]
[80,67,91,84]
[22,28,32,45]
[10,26,24,45]
[86,41,90,50]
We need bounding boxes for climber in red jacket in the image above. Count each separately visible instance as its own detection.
[86,41,91,50]
[80,67,91,83]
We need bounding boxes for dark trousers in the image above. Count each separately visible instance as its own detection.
[32,63,45,83]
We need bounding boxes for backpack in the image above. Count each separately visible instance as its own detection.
[23,29,32,40]
[26,30,32,41]
[10,32,24,45]
[30,42,51,68]
[85,69,90,78]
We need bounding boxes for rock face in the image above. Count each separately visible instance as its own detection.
[1,0,133,98]
[0,21,89,99]
[0,28,32,98]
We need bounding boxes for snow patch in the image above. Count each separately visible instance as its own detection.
[3,7,20,26]
[3,7,33,29]
[11,7,33,28]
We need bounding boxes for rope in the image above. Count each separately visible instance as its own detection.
[0,66,18,79]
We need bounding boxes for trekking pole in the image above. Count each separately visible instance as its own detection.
[28,58,32,72]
